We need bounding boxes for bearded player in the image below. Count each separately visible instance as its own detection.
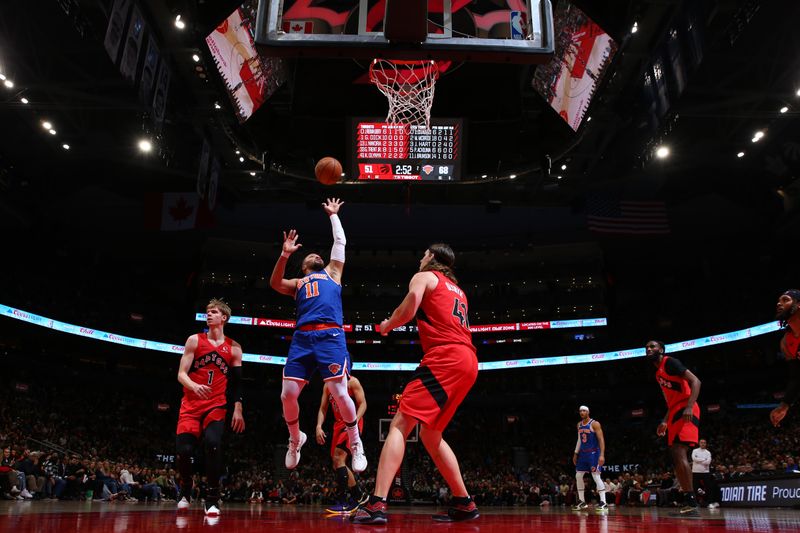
[770,289,800,427]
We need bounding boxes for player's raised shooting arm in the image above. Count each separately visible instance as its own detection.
[323,198,346,283]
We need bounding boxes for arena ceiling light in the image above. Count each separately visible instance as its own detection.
[655,146,670,159]
[20,97,28,104]
[631,22,638,34]
[138,139,153,153]
[561,164,567,170]
[62,144,70,150]
[737,151,745,158]
[41,121,52,130]
[3,79,13,89]
[192,53,200,63]
[796,88,800,97]
[174,15,185,30]
[48,129,56,135]
[752,130,764,142]
[780,106,788,113]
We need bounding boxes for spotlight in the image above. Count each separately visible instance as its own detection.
[557,175,563,180]
[62,144,70,150]
[49,129,57,135]
[780,106,788,114]
[174,15,185,30]
[509,174,517,179]
[249,171,256,176]
[138,139,153,152]
[20,97,28,104]
[561,164,567,170]
[192,54,200,63]
[752,130,764,142]
[42,121,52,130]
[3,79,13,89]
[737,151,745,158]
[655,146,669,159]
[586,116,592,122]
[214,102,221,109]
[797,88,800,97]
[239,156,245,163]
[481,174,487,178]
[631,22,638,34]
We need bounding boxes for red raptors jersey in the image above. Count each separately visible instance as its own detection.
[416,271,474,353]
[184,333,235,402]
[655,356,691,409]
[329,385,356,423]
[780,330,800,361]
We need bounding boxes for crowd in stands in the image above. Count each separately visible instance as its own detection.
[2,350,799,508]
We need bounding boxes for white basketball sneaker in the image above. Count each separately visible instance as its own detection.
[350,440,367,473]
[177,496,190,510]
[285,431,307,470]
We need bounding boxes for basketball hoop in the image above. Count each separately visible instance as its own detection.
[369,59,440,129]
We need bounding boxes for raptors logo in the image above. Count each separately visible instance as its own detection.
[328,363,341,375]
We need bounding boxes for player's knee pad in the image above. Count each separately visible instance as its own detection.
[575,472,585,490]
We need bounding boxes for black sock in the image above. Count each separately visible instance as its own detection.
[684,492,696,505]
[350,483,363,501]
[334,467,349,501]
[368,495,386,505]
[452,496,472,506]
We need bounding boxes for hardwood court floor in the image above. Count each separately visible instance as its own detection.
[2,501,799,532]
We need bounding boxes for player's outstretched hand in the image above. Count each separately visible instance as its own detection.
[379,319,391,336]
[282,229,302,255]
[322,198,344,216]
[656,422,667,437]
[770,404,788,427]
[316,426,327,445]
[231,408,245,433]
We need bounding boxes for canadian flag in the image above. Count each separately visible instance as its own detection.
[145,192,215,231]
[282,20,313,34]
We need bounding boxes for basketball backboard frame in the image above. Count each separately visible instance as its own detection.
[254,0,555,64]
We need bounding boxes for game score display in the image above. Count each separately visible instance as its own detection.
[351,118,463,181]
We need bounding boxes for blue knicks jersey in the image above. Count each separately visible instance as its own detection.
[578,419,600,452]
[295,269,343,327]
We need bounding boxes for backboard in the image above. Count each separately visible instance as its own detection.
[255,0,554,64]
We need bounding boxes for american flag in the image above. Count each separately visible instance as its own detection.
[586,194,670,235]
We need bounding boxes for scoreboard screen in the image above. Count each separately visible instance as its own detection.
[350,118,463,181]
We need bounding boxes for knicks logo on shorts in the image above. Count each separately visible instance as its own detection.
[328,363,341,375]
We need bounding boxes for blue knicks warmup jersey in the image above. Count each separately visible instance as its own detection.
[578,419,600,452]
[295,269,343,327]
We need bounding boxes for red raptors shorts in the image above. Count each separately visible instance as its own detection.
[666,402,700,447]
[399,344,478,432]
[176,398,228,437]
[330,419,364,457]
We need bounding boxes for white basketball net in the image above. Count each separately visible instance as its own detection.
[369,59,440,129]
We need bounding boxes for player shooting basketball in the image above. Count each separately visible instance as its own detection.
[269,198,367,475]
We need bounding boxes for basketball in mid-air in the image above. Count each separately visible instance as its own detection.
[315,157,342,185]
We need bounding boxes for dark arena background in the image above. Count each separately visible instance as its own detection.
[2,1,800,532]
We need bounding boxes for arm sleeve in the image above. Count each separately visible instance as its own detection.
[329,214,346,263]
[784,359,800,406]
[664,357,688,376]
[227,366,243,405]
